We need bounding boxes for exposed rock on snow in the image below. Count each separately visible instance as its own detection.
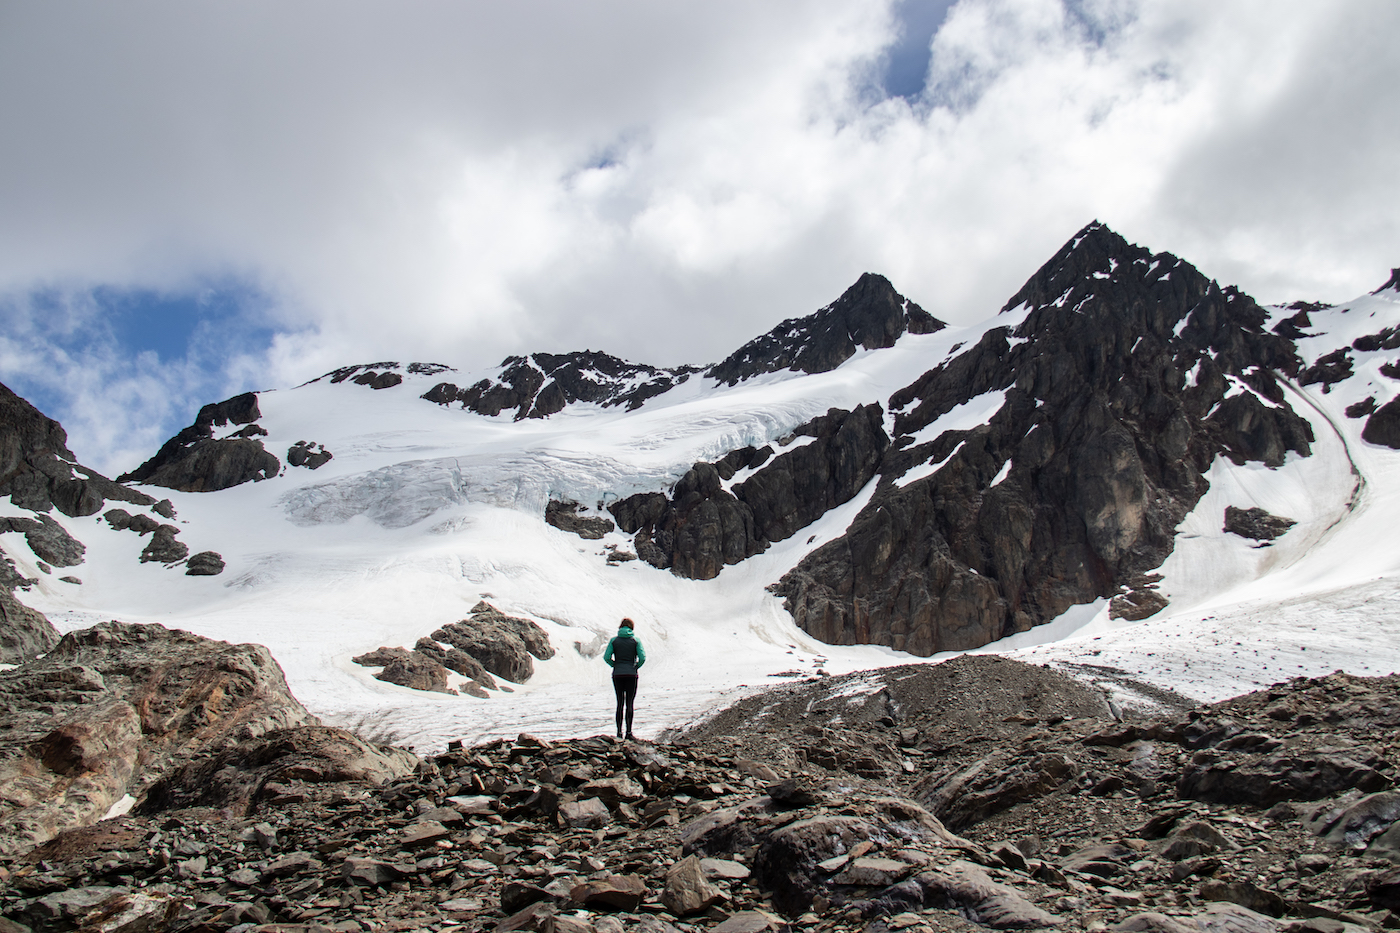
[0,551,57,664]
[184,550,225,576]
[287,439,333,469]
[0,513,85,567]
[138,524,189,564]
[545,498,615,539]
[1363,396,1400,449]
[352,602,551,692]
[0,621,317,856]
[118,391,279,492]
[423,350,700,419]
[1223,506,1297,542]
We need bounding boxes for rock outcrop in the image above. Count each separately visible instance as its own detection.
[609,405,888,580]
[546,499,615,539]
[352,602,553,691]
[118,391,280,492]
[0,621,318,856]
[776,223,1313,655]
[287,440,333,469]
[423,350,701,420]
[706,272,945,386]
[1223,506,1297,542]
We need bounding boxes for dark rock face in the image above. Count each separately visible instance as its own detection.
[1223,506,1296,542]
[0,514,85,567]
[0,621,317,856]
[119,391,280,492]
[0,381,155,519]
[1363,396,1400,449]
[777,223,1313,656]
[609,406,887,580]
[545,500,615,539]
[706,273,945,386]
[423,351,701,420]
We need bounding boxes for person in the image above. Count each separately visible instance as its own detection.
[603,618,646,740]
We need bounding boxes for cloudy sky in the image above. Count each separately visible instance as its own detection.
[1,0,1397,475]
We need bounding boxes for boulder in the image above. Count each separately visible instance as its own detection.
[857,860,1060,929]
[0,621,317,856]
[139,725,417,816]
[570,874,646,911]
[1179,748,1390,806]
[662,854,724,916]
[375,652,456,695]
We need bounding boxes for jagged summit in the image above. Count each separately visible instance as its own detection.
[705,272,944,386]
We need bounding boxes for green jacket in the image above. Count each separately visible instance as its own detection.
[604,628,646,675]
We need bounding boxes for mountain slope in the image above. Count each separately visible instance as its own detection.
[5,224,1400,753]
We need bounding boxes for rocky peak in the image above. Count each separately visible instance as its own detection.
[705,273,945,386]
[778,224,1314,655]
[1375,267,1400,295]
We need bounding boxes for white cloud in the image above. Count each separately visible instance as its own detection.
[0,0,1396,469]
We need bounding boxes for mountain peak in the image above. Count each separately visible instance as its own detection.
[1374,267,1400,295]
[706,273,945,386]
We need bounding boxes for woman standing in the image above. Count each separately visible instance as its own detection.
[604,619,646,740]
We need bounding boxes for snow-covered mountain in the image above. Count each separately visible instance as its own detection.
[5,223,1400,752]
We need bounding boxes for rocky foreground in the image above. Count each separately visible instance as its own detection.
[3,634,1400,933]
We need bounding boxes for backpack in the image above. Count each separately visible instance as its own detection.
[612,635,638,667]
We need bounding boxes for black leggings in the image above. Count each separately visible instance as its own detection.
[613,674,638,735]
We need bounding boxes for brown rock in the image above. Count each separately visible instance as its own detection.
[570,874,647,911]
[662,854,724,916]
